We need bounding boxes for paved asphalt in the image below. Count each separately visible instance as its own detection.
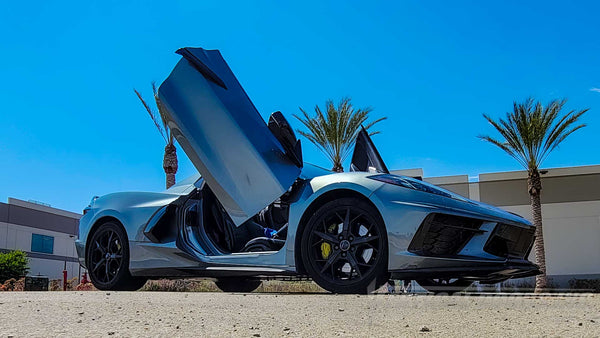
[0,292,598,337]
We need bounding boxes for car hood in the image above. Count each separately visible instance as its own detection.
[399,175,530,225]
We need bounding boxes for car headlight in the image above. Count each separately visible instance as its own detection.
[368,174,453,199]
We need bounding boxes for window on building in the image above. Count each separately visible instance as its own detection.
[31,234,54,254]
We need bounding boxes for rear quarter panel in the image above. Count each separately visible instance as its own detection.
[78,191,183,266]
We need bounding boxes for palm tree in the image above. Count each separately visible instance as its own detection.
[479,98,587,292]
[295,98,386,172]
[134,83,178,189]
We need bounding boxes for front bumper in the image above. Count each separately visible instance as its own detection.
[390,259,540,284]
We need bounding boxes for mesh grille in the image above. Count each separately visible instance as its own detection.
[408,213,483,256]
[484,223,535,259]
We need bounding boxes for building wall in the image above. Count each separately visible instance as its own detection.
[0,199,81,281]
[501,201,600,285]
[1,223,78,259]
[4,198,79,235]
[479,173,600,206]
[424,175,470,197]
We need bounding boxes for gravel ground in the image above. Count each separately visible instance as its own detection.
[0,292,599,337]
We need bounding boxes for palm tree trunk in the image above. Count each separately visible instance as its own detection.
[528,169,547,292]
[332,162,344,173]
[163,143,178,189]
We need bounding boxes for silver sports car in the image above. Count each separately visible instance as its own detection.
[76,47,539,294]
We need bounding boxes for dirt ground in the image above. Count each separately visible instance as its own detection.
[0,291,598,337]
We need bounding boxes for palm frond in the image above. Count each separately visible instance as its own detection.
[477,135,528,168]
[135,88,167,144]
[480,98,587,171]
[295,97,386,171]
[152,81,174,145]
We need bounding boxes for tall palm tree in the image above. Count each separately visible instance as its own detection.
[134,83,178,189]
[479,98,587,292]
[295,98,386,172]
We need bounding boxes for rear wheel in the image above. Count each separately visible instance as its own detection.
[416,278,472,294]
[215,277,262,292]
[87,221,147,291]
[300,197,388,294]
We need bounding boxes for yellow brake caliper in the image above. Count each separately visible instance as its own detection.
[320,242,331,259]
[321,223,338,259]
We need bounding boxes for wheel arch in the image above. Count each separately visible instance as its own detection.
[294,188,385,274]
[85,216,127,266]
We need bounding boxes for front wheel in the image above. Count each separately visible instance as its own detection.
[416,278,472,294]
[300,197,388,294]
[215,278,262,293]
[87,221,147,291]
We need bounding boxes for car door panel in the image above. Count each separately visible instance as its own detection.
[158,47,301,225]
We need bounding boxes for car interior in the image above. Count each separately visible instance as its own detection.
[177,111,301,256]
[198,185,290,254]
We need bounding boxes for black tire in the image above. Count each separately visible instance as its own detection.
[86,221,147,291]
[300,197,388,294]
[416,278,472,294]
[215,277,262,293]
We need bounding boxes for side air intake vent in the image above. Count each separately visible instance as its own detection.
[408,213,483,256]
[484,223,535,259]
[144,204,178,243]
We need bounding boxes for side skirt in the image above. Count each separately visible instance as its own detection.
[131,266,298,279]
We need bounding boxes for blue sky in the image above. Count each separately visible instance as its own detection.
[1,1,599,213]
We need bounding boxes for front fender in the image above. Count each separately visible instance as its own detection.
[285,177,385,269]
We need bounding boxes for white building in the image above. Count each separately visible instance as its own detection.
[0,198,81,281]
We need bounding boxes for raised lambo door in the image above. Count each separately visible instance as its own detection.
[158,47,302,226]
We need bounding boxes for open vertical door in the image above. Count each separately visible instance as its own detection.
[158,47,302,225]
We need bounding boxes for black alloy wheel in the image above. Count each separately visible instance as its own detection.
[416,278,473,294]
[215,277,262,293]
[87,221,147,291]
[301,197,388,294]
